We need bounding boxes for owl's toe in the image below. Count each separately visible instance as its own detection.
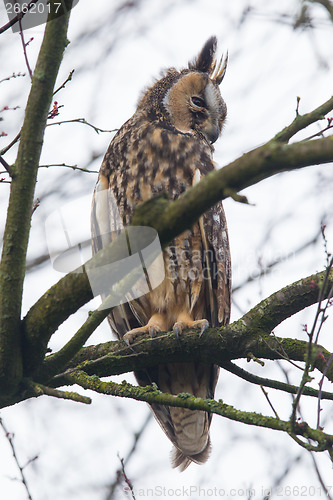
[123,314,166,344]
[173,318,209,338]
[123,327,146,345]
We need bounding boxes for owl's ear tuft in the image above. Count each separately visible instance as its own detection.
[188,36,217,75]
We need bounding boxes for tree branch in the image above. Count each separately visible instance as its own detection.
[0,155,13,177]
[38,269,333,389]
[64,370,333,456]
[0,0,39,34]
[273,95,333,143]
[0,0,73,394]
[221,360,333,400]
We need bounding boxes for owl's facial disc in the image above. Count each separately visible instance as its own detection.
[163,73,226,144]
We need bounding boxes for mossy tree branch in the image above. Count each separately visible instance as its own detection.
[38,268,333,386]
[0,0,73,394]
[64,370,333,457]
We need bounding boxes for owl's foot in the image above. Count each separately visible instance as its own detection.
[123,313,166,345]
[173,313,209,338]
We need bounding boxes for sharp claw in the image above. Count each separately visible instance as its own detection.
[149,326,156,338]
[173,324,182,339]
[199,320,209,337]
[123,334,133,346]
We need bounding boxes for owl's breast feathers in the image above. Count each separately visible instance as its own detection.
[100,116,214,223]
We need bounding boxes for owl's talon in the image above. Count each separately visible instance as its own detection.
[173,323,183,339]
[123,322,163,344]
[123,331,138,345]
[149,325,162,338]
[199,319,209,337]
[172,319,209,338]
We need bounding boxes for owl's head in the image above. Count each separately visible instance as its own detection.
[137,36,227,144]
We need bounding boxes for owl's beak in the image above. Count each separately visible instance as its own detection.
[203,121,220,144]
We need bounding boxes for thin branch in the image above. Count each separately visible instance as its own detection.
[117,455,136,500]
[0,72,25,84]
[302,117,333,141]
[18,18,33,80]
[0,71,77,157]
[53,69,75,95]
[0,0,39,34]
[42,303,112,379]
[0,417,34,500]
[25,380,91,404]
[273,94,333,143]
[46,117,118,134]
[260,386,280,419]
[0,155,13,177]
[0,130,21,156]
[309,450,333,500]
[290,259,333,427]
[222,360,333,400]
[31,198,40,215]
[317,352,333,429]
[39,163,98,173]
[107,412,152,500]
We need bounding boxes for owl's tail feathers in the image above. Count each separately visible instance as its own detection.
[171,437,211,472]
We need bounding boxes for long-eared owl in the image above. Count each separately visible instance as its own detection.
[91,36,231,471]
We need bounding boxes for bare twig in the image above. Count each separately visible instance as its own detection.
[117,455,136,500]
[18,17,33,80]
[317,352,333,429]
[222,360,333,400]
[309,450,333,500]
[260,386,280,419]
[291,258,333,427]
[31,198,40,215]
[302,117,333,141]
[39,163,98,173]
[0,155,13,177]
[0,0,40,34]
[53,69,75,95]
[274,94,333,142]
[106,413,151,500]
[0,130,21,156]
[28,381,91,404]
[46,117,117,134]
[0,72,26,84]
[0,417,34,500]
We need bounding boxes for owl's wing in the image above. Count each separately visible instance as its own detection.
[191,168,231,328]
[91,174,146,336]
[201,200,231,326]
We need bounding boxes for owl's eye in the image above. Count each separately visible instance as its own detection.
[191,96,205,108]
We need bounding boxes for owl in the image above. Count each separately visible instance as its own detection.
[91,36,231,471]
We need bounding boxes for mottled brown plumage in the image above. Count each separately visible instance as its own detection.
[91,36,231,471]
